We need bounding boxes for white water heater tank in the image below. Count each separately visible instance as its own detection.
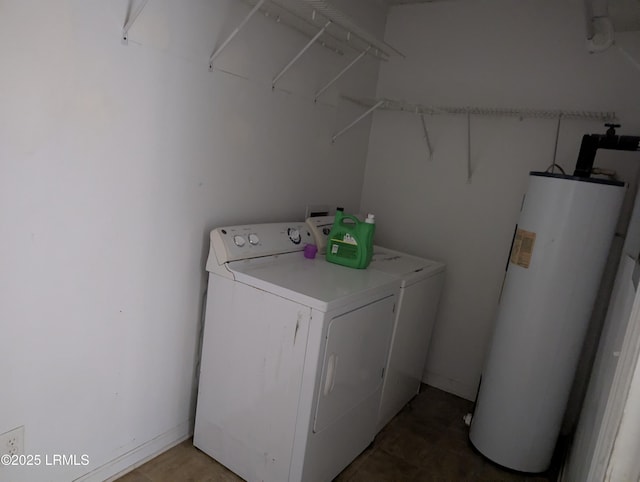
[469,171,625,473]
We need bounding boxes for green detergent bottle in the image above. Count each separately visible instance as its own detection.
[326,208,375,269]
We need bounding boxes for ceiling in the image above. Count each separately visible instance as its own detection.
[384,0,640,32]
[608,0,640,31]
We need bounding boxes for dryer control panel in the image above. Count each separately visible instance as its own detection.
[206,222,313,272]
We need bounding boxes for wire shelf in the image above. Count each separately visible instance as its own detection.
[342,96,618,121]
[242,0,403,61]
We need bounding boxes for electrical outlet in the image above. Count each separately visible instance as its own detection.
[0,426,24,457]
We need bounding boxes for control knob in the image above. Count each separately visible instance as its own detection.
[248,233,260,245]
[288,228,301,244]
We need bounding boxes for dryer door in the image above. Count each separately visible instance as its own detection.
[313,295,395,433]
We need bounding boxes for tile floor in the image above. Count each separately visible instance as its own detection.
[117,386,560,482]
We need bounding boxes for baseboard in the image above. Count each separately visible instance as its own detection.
[73,421,192,482]
[423,371,476,401]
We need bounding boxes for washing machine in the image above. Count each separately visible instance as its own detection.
[306,216,446,430]
[193,222,401,482]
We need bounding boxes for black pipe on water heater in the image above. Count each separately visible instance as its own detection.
[573,124,640,178]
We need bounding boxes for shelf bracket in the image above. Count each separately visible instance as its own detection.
[273,20,332,88]
[209,0,266,71]
[467,112,472,183]
[550,114,563,172]
[332,99,384,143]
[420,114,433,160]
[122,0,149,45]
[314,46,370,101]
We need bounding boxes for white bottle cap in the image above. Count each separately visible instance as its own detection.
[365,213,375,224]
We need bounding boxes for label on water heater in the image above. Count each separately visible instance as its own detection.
[510,229,536,268]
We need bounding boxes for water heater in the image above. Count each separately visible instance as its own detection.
[469,171,625,472]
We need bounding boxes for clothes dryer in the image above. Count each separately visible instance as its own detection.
[306,216,445,430]
[194,222,401,482]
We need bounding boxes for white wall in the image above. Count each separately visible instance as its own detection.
[0,1,383,480]
[360,0,640,400]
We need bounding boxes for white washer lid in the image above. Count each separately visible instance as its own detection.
[228,252,400,312]
[370,247,445,287]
